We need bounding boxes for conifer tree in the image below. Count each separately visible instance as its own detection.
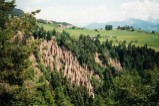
[0,0,15,29]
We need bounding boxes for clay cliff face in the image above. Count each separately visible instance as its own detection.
[39,40,95,98]
[95,52,122,72]
[109,58,122,72]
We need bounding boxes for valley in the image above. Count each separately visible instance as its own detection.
[38,22,159,51]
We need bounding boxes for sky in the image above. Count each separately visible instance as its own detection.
[15,0,159,26]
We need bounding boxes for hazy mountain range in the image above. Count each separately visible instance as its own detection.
[85,18,159,32]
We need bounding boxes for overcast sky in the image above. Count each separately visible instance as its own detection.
[15,0,159,26]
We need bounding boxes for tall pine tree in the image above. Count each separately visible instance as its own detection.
[0,0,15,29]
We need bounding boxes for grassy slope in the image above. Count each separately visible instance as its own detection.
[37,23,159,51]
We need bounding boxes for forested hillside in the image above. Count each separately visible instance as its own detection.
[11,8,24,17]
[0,1,159,106]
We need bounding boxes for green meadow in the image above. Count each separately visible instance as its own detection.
[38,23,159,51]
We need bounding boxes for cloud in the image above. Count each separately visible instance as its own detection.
[21,0,49,5]
[28,0,159,25]
[35,5,123,26]
[120,0,159,20]
[33,0,50,4]
[16,0,50,10]
[15,0,159,25]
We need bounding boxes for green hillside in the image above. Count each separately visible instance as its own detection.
[38,23,159,51]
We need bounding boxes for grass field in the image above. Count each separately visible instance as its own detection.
[37,23,159,51]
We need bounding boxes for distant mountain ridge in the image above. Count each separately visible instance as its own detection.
[85,18,159,32]
[37,19,73,26]
[11,8,24,17]
[11,8,75,27]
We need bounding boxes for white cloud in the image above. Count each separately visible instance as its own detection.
[22,0,49,5]
[120,0,159,20]
[15,0,159,25]
[35,5,123,26]
[16,0,50,11]
[33,0,50,4]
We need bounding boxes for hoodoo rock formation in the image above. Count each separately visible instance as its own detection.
[38,39,95,98]
[109,58,122,72]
